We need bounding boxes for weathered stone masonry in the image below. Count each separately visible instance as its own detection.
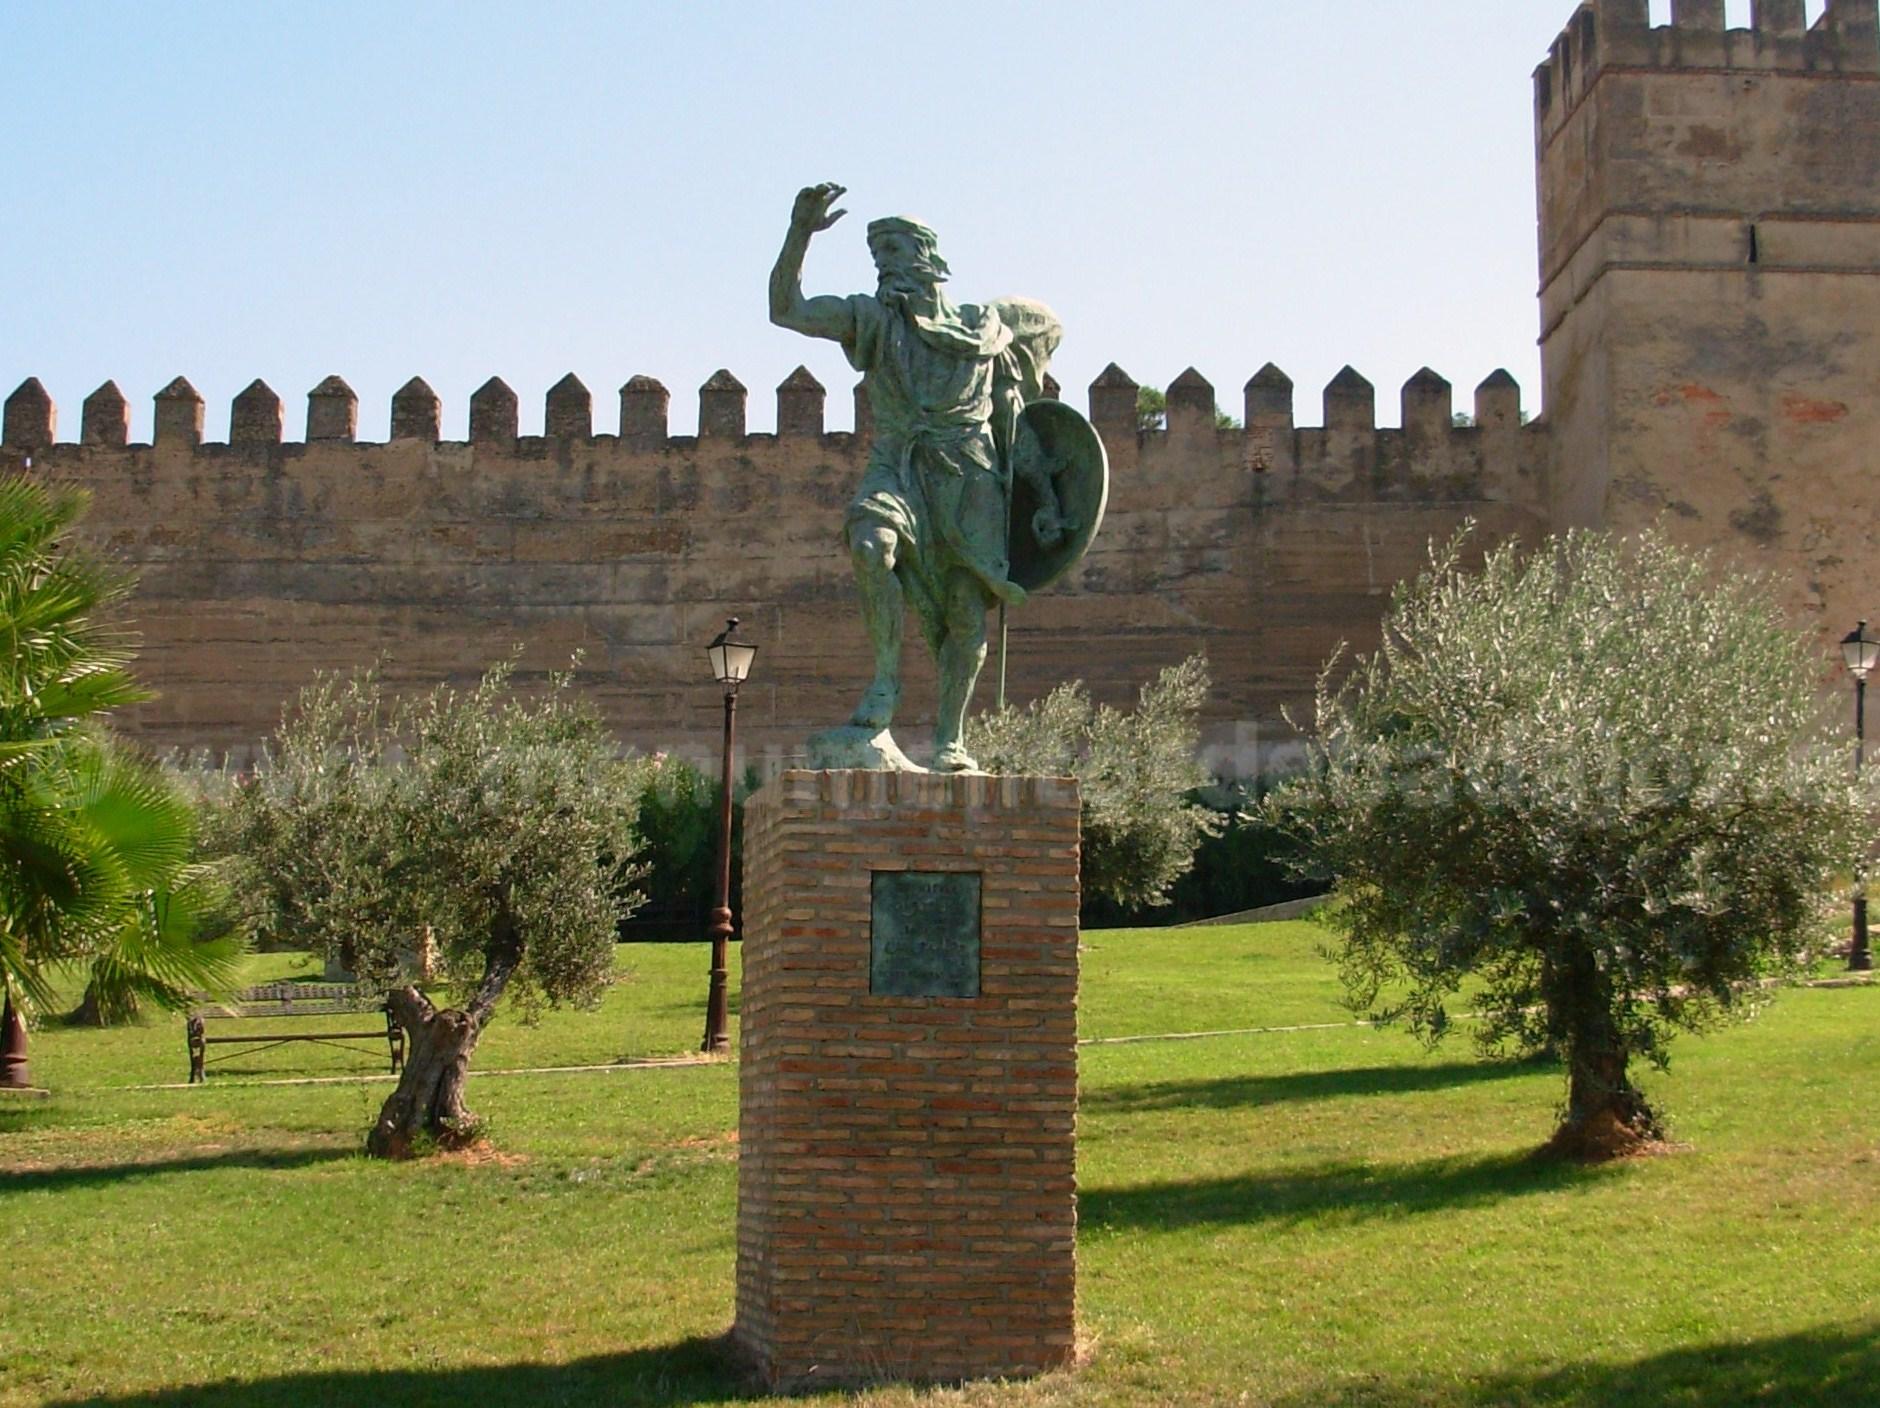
[0,364,1547,773]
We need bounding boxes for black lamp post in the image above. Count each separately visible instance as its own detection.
[702,617,756,1052]
[1842,620,1878,973]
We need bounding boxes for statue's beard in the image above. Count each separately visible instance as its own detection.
[876,264,944,310]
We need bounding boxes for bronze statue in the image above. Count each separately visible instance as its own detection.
[770,182,1103,772]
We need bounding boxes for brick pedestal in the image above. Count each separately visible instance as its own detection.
[733,770,1080,1389]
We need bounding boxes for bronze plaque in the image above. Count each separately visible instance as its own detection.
[870,871,982,998]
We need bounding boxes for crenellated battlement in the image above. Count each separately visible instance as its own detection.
[3,365,1542,509]
[1536,0,1880,145]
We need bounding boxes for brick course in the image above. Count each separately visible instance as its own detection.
[734,770,1080,1389]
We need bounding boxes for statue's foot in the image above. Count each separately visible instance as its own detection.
[932,741,980,773]
[986,577,1028,609]
[849,679,899,730]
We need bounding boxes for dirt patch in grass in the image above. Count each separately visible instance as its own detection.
[1537,1110,1689,1163]
[430,1140,530,1169]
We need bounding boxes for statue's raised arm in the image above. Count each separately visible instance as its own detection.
[768,183,857,342]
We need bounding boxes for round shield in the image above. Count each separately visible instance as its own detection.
[1009,399,1109,593]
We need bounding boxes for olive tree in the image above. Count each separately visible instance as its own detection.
[211,664,648,1157]
[1268,529,1868,1159]
[971,655,1224,910]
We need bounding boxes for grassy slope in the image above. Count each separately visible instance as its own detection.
[1,923,1875,1408]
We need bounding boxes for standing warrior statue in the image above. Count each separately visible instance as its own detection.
[770,182,1100,772]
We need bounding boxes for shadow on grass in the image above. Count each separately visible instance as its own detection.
[1082,1146,1613,1233]
[1082,1056,1544,1115]
[0,1145,353,1194]
[1275,1323,1880,1408]
[52,1334,757,1408]
[50,1324,1880,1408]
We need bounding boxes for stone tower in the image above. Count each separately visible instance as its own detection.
[1535,0,1880,623]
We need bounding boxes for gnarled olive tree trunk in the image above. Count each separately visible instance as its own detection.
[365,895,520,1159]
[1539,949,1665,1161]
[1547,1045,1663,1161]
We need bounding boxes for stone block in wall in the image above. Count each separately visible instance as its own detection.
[1245,363,1294,429]
[1401,368,1453,443]
[1167,366,1216,436]
[1088,363,1137,434]
[153,377,204,447]
[470,377,519,445]
[391,377,442,441]
[620,376,668,442]
[1474,369,1522,434]
[699,369,747,437]
[230,380,283,446]
[3,379,55,451]
[307,376,358,442]
[545,373,592,440]
[81,381,129,447]
[735,770,1080,1391]
[775,366,824,437]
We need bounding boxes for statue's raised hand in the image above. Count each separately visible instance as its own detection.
[791,183,848,234]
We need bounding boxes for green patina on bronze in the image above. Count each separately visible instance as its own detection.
[770,182,1106,773]
[869,871,982,998]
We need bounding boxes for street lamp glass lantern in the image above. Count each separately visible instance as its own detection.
[1842,620,1879,681]
[706,617,756,686]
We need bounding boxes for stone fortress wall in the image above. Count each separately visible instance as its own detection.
[1,0,1874,776]
[0,363,1548,775]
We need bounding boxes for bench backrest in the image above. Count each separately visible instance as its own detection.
[189,982,386,1021]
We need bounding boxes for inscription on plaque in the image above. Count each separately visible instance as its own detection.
[870,871,983,998]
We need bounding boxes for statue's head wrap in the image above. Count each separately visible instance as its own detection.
[867,216,950,283]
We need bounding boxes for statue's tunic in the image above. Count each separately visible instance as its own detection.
[841,292,1061,635]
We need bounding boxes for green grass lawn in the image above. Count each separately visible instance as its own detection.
[2,922,1876,1407]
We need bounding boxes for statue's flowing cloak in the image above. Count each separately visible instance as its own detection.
[841,292,1062,642]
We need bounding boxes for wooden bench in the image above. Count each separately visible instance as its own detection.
[185,982,404,1083]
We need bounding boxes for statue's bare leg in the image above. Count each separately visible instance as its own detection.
[932,571,991,772]
[847,522,903,729]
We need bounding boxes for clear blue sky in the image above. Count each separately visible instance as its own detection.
[2,0,1816,441]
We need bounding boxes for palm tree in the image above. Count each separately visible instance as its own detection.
[0,476,240,1087]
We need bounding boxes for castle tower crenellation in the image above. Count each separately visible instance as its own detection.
[776,366,825,437]
[81,381,128,447]
[469,377,519,445]
[545,373,592,440]
[1536,0,1880,632]
[5,367,1532,472]
[1401,368,1453,443]
[1671,0,1725,32]
[620,376,669,442]
[1087,363,1137,433]
[699,369,746,438]
[1245,364,1294,429]
[153,377,204,447]
[1536,0,1880,147]
[306,376,357,443]
[3,378,55,451]
[230,380,283,446]
[391,377,442,441]
[1474,370,1522,433]
[1166,367,1215,435]
[1324,366,1375,434]
[1754,0,1808,40]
